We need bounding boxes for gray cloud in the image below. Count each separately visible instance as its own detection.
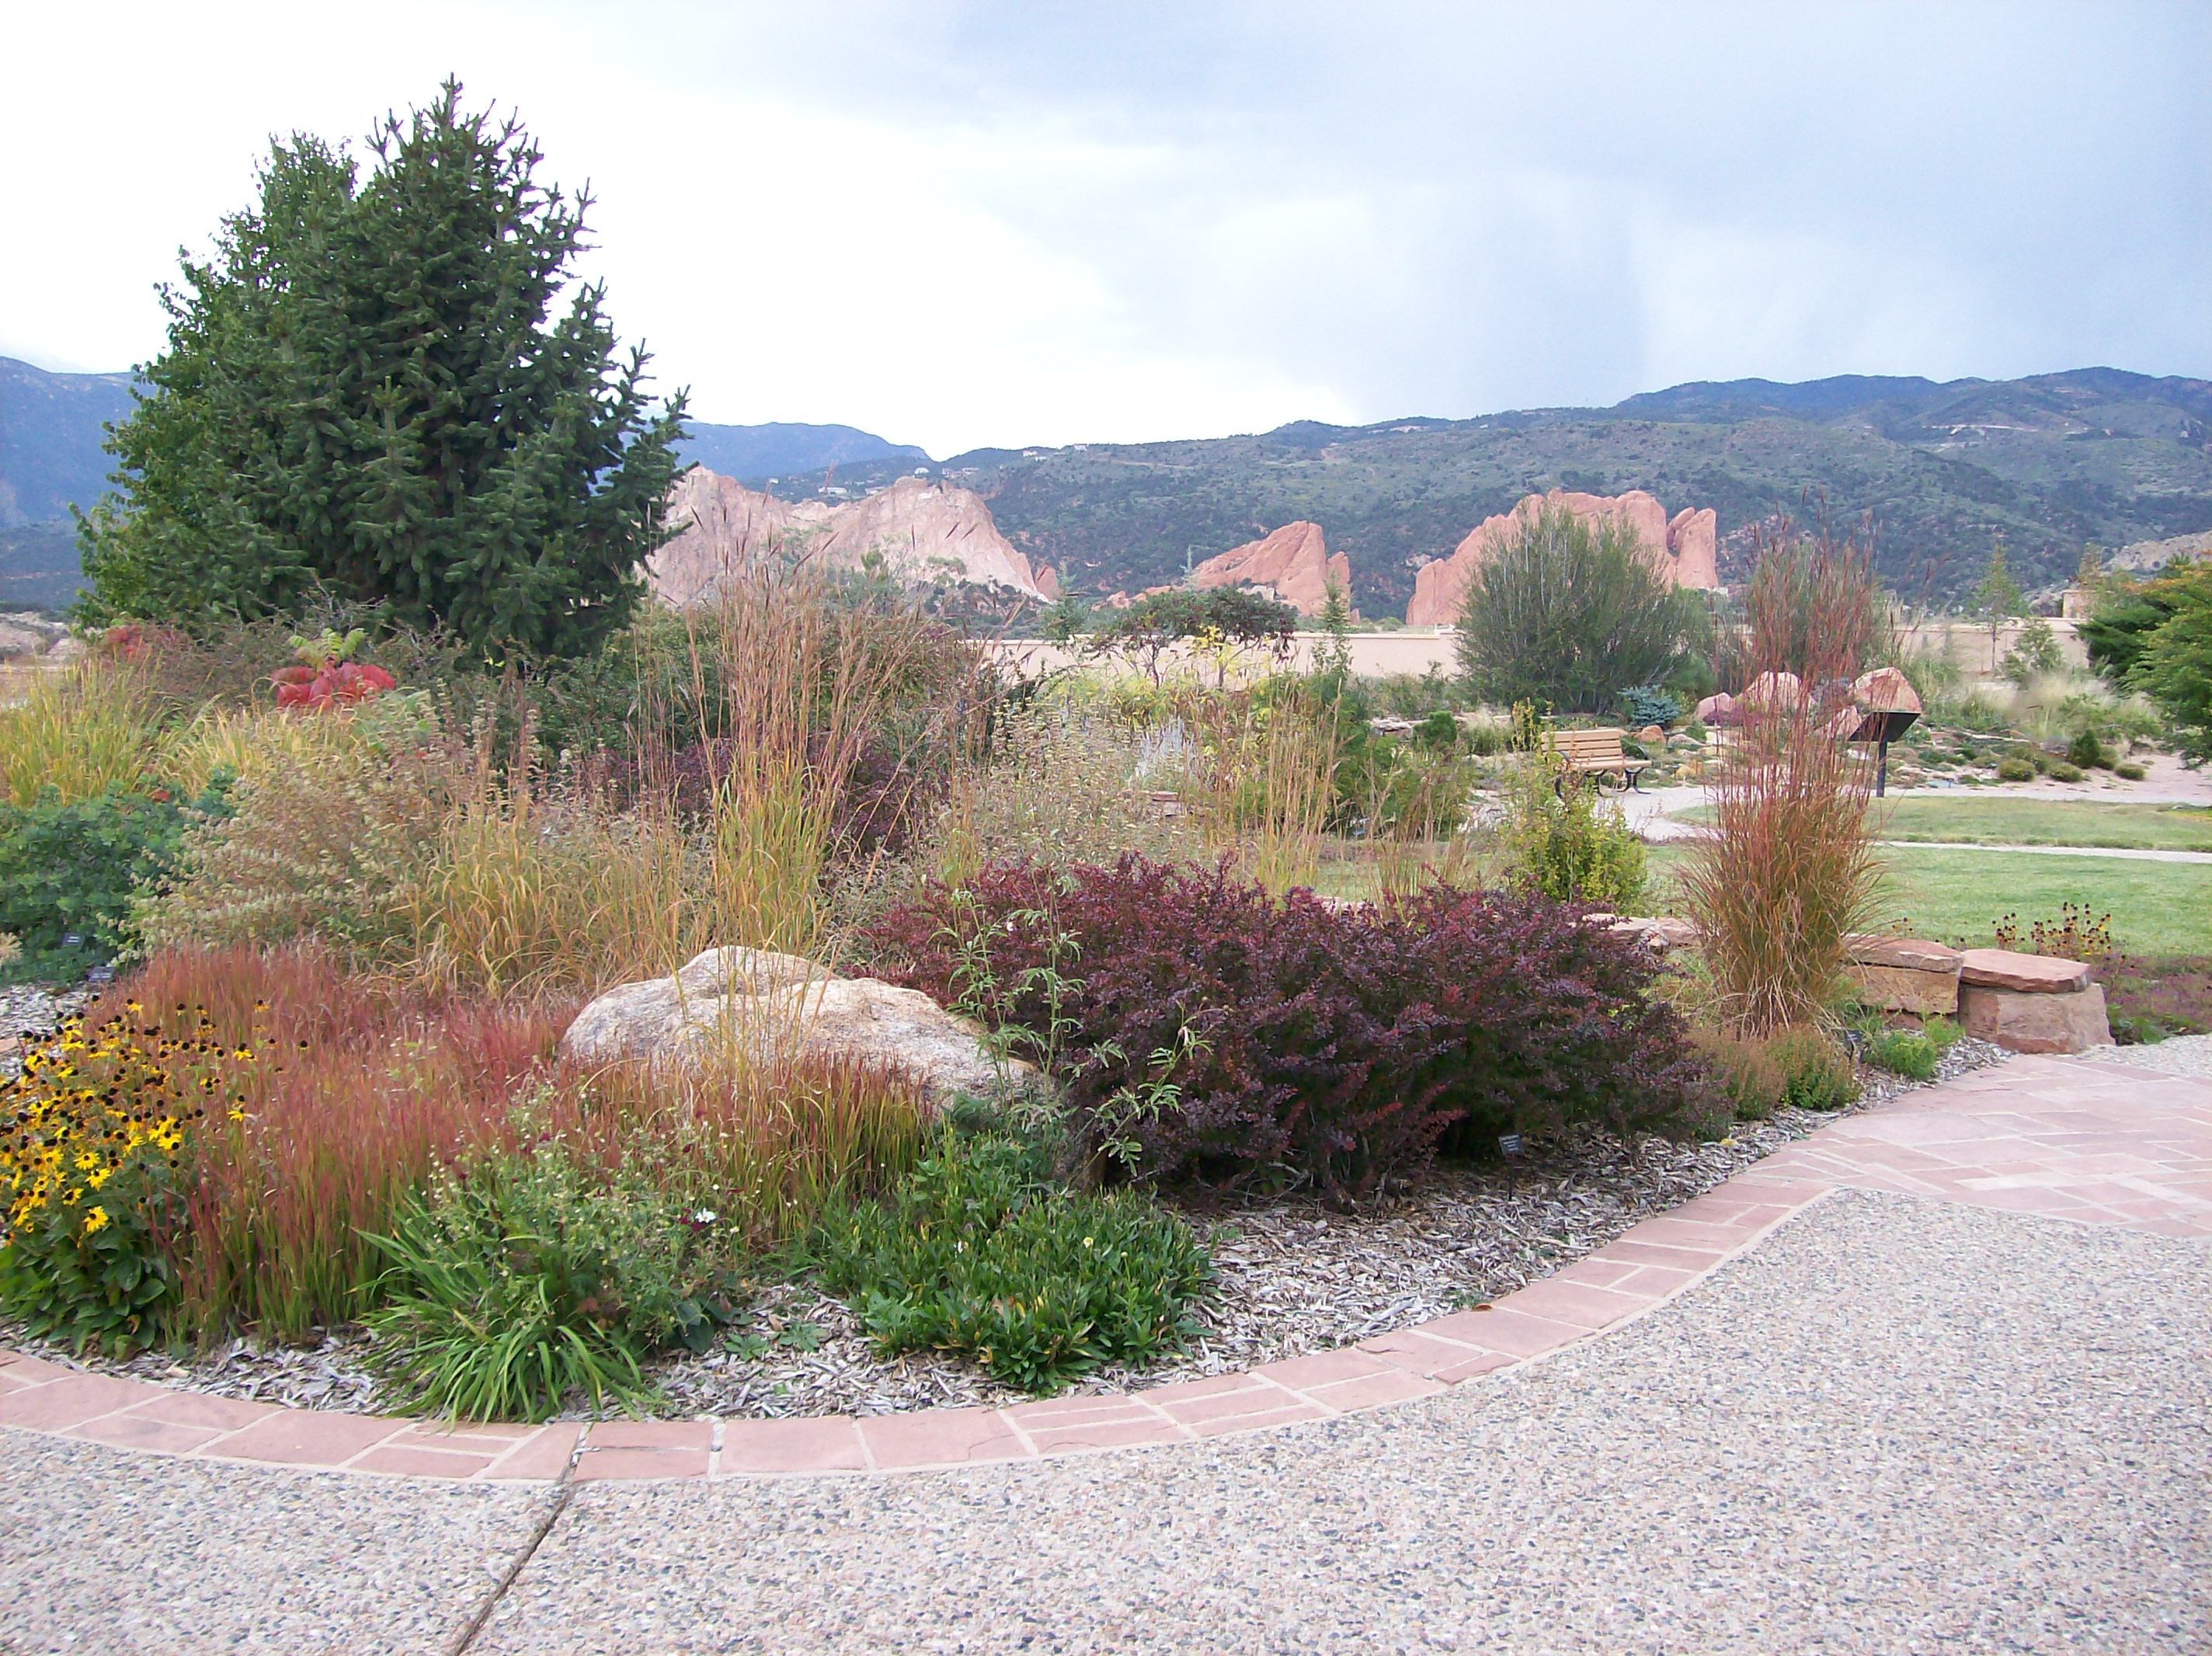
[3,0,2206,451]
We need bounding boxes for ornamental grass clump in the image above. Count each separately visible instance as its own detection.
[1,947,569,1352]
[0,656,162,809]
[812,1129,1210,1393]
[1677,518,1891,1037]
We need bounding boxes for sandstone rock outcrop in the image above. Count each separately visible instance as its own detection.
[561,946,1028,1098]
[1666,507,1720,590]
[1960,982,2112,1053]
[1407,489,1723,625]
[1740,670,1805,710]
[1851,667,1923,715]
[1955,946,2110,1054]
[649,468,1049,606]
[1185,522,1351,618]
[1959,949,2091,994]
[1844,938,1963,1018]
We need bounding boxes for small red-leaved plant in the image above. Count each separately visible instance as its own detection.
[270,628,398,711]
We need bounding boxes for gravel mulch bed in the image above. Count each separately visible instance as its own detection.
[2082,1032,2212,1079]
[3,1032,2009,1422]
[0,983,99,1066]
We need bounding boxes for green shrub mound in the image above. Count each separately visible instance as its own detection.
[813,1131,1210,1393]
[1454,502,1693,713]
[0,779,229,981]
[363,1146,749,1422]
[1692,1027,1786,1121]
[1765,1028,1862,1112]
[1866,1028,1940,1082]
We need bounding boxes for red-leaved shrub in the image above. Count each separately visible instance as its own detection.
[864,857,1708,1201]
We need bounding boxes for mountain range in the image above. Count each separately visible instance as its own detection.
[5,355,2208,614]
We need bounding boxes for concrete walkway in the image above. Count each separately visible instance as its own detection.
[1625,787,2212,861]
[1873,838,2212,864]
[2,1056,2207,1653]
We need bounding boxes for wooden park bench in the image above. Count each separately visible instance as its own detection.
[1553,726,1650,793]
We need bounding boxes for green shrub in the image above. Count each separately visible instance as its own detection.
[2047,760,2085,783]
[0,781,225,980]
[1456,502,1691,713]
[1415,708,1459,751]
[1692,1026,1786,1120]
[2066,729,2111,770]
[1995,755,2036,782]
[2111,1014,2169,1045]
[813,1131,1210,1393]
[1765,1027,1862,1112]
[1866,1028,1940,1081]
[2115,760,2148,781]
[1922,1014,1962,1050]
[1495,749,1646,910]
[1619,685,1681,729]
[2002,617,2066,684]
[362,1146,749,1422]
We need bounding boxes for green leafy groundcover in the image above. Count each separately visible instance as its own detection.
[812,1130,1211,1393]
[363,1145,748,1423]
[0,779,230,981]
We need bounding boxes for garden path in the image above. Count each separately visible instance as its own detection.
[1873,840,2212,864]
[1630,786,2212,861]
[2,1056,2207,1654]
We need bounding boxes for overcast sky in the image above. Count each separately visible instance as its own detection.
[5,2,2207,455]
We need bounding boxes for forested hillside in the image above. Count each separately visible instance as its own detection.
[787,370,2212,613]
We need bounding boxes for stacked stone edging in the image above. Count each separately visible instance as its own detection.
[1612,923,2110,1054]
[1958,948,2112,1054]
[1844,936,1962,1018]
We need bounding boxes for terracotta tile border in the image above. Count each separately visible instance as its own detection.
[3,1055,2206,1484]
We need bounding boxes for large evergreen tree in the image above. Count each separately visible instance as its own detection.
[80,80,686,658]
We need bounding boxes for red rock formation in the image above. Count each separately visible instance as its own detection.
[1667,507,1719,590]
[649,469,1049,605]
[812,477,1048,598]
[649,468,802,607]
[1185,521,1351,618]
[1407,489,1723,625]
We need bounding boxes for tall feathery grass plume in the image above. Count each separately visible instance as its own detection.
[1678,517,1894,1037]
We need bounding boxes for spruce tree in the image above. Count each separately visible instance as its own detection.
[80,81,686,659]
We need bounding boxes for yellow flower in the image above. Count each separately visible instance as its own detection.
[83,1205,109,1234]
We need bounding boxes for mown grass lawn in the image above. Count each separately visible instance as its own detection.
[1670,797,2212,852]
[1646,843,2212,957]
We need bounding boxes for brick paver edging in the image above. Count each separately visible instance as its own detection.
[4,1055,2206,1483]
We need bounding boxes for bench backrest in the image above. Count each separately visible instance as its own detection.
[1554,727,1627,763]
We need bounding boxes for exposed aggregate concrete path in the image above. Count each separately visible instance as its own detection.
[2,1054,2207,1654]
